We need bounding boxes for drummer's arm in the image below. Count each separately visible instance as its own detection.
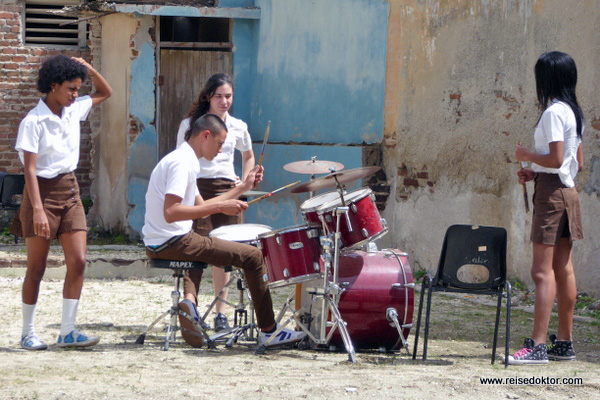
[164,194,246,223]
[204,164,263,204]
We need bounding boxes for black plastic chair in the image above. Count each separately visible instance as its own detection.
[412,224,512,367]
[0,172,25,209]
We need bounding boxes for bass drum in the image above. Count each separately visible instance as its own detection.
[300,250,414,351]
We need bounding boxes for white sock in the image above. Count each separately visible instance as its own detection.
[22,303,37,337]
[60,299,79,336]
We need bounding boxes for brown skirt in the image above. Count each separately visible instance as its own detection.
[531,173,583,245]
[193,178,241,236]
[10,172,86,239]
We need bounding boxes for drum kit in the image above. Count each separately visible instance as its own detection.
[209,157,414,362]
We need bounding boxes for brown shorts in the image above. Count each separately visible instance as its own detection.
[10,172,86,239]
[193,178,240,236]
[531,173,583,245]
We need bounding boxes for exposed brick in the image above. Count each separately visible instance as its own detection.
[404,178,419,187]
[417,171,429,179]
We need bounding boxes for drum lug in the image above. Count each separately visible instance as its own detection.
[283,268,290,278]
[381,218,387,227]
[361,228,369,238]
[351,203,357,213]
[276,236,282,245]
[257,241,263,250]
[263,273,269,282]
[313,262,320,272]
[370,193,376,202]
[391,282,415,289]
[307,228,320,239]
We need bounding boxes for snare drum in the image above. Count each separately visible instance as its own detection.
[299,191,345,225]
[301,249,414,350]
[317,187,387,249]
[209,224,272,246]
[258,225,322,288]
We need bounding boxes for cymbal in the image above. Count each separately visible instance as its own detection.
[291,166,380,193]
[283,160,344,175]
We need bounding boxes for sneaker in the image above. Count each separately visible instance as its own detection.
[506,338,548,365]
[178,299,205,348]
[57,330,100,348]
[547,334,576,361]
[20,334,48,351]
[258,325,306,347]
[214,313,230,332]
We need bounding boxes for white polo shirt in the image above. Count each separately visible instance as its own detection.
[175,112,253,180]
[531,100,582,188]
[142,141,201,246]
[15,96,93,179]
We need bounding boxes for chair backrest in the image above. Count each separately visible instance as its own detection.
[0,173,25,209]
[434,224,507,291]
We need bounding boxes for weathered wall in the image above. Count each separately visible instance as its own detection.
[90,14,138,231]
[382,0,600,295]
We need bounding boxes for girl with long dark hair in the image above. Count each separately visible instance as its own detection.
[509,51,584,364]
[175,73,255,334]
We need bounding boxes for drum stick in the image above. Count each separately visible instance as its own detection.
[520,161,530,213]
[247,180,301,205]
[257,120,271,167]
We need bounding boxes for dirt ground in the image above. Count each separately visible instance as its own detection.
[0,273,598,400]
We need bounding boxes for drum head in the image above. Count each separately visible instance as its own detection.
[317,187,372,211]
[209,224,272,242]
[299,191,345,213]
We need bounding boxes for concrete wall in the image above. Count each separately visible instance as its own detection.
[382,0,600,295]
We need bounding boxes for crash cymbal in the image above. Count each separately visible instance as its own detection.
[291,166,380,193]
[283,159,344,175]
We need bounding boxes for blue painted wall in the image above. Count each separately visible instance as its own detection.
[128,41,158,237]
[234,0,389,145]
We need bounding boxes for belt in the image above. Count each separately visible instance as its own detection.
[145,234,185,254]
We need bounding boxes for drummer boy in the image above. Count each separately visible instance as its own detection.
[142,113,305,348]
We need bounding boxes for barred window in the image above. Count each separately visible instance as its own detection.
[24,0,87,47]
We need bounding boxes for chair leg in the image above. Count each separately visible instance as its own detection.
[412,275,430,360]
[491,292,502,364]
[422,284,434,360]
[505,281,512,368]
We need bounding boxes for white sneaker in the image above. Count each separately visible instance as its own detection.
[258,325,306,347]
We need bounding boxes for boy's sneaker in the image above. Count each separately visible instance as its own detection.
[21,334,48,351]
[178,299,205,348]
[506,338,549,365]
[258,325,306,347]
[547,334,576,361]
[57,330,100,348]
[214,313,230,332]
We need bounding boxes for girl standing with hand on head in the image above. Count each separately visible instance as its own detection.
[508,51,584,365]
[13,54,112,350]
[175,73,255,332]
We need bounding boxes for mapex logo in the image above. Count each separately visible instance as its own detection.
[169,261,193,268]
[289,242,304,250]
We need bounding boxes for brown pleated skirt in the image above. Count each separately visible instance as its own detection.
[531,173,583,245]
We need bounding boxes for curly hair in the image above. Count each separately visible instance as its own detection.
[37,54,88,94]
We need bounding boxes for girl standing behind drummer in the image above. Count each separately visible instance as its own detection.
[509,51,584,365]
[175,73,255,332]
[13,55,112,350]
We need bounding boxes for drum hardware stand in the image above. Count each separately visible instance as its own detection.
[135,268,214,350]
[201,268,259,346]
[386,308,411,355]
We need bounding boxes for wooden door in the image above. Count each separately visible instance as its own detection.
[158,50,232,158]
